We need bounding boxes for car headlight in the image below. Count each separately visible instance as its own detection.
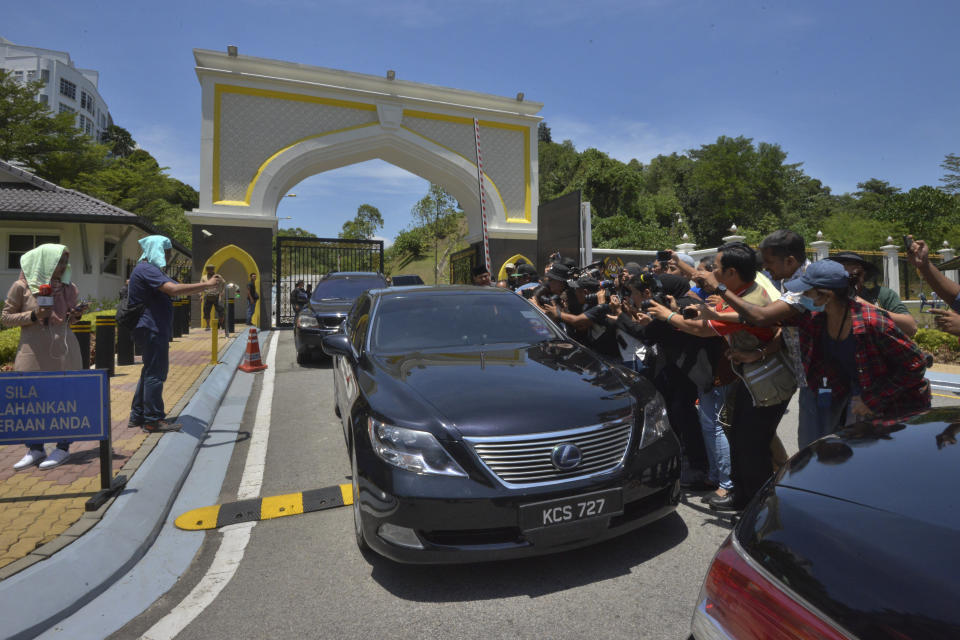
[367,418,467,477]
[639,393,671,449]
[297,314,318,329]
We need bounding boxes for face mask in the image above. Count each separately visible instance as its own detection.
[800,295,825,312]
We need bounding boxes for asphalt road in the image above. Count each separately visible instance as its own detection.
[111,331,960,640]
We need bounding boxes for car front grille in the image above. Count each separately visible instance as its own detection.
[320,316,345,328]
[464,418,633,487]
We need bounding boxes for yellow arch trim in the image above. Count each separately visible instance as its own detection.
[399,126,512,224]
[402,109,531,223]
[213,122,379,207]
[213,84,378,204]
[496,254,535,281]
[206,244,261,327]
[211,84,533,224]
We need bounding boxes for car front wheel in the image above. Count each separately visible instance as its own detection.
[296,349,310,365]
[352,448,369,552]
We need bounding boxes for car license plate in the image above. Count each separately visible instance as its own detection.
[519,489,623,531]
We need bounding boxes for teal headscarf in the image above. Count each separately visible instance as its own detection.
[20,244,71,293]
[138,235,172,268]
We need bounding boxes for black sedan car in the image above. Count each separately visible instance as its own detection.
[294,272,387,364]
[692,409,960,639]
[323,286,681,563]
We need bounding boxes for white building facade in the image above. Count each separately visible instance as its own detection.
[0,36,112,141]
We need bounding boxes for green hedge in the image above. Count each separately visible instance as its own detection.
[0,309,117,367]
[915,328,960,353]
[0,327,20,365]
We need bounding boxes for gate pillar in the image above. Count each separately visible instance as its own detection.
[190,225,273,330]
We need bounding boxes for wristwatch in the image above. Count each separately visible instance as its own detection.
[715,283,728,296]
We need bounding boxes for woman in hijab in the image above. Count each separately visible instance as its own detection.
[2,244,86,470]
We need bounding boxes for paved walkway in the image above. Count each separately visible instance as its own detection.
[0,329,237,570]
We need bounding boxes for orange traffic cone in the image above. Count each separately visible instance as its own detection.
[239,327,268,373]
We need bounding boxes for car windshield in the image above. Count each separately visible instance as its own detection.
[311,276,386,302]
[371,292,561,351]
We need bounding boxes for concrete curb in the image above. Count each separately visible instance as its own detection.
[0,332,254,640]
[927,370,960,393]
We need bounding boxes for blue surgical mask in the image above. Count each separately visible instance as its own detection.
[800,295,825,312]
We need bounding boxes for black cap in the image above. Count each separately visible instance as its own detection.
[545,263,571,282]
[829,251,879,274]
[517,263,538,277]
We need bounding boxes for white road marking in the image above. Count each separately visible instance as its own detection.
[141,330,279,640]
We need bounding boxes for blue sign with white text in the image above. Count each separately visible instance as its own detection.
[0,370,110,444]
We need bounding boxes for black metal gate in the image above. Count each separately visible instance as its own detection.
[275,237,384,326]
[449,245,479,284]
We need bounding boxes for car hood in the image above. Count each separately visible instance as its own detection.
[367,342,639,438]
[307,299,353,316]
[775,407,960,531]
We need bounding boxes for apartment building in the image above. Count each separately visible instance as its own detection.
[0,36,113,142]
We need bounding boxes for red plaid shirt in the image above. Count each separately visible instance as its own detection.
[793,301,930,421]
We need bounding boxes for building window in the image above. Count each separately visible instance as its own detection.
[38,94,48,105]
[13,70,24,84]
[80,91,94,113]
[84,117,93,136]
[59,78,76,99]
[26,70,36,82]
[103,239,119,275]
[8,234,60,270]
[41,69,49,84]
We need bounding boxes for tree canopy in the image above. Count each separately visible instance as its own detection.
[339,203,384,240]
[538,125,960,251]
[0,71,197,247]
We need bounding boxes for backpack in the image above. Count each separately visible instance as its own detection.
[115,293,146,331]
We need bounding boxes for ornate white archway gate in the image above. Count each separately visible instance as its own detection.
[186,49,542,326]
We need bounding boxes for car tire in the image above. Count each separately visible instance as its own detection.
[351,448,369,552]
[296,349,310,365]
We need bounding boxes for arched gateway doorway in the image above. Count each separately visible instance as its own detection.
[187,49,543,328]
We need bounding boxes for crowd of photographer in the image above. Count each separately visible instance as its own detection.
[482,229,940,512]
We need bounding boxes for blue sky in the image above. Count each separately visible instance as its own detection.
[6,0,958,244]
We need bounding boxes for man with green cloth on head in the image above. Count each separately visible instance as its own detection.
[127,236,222,433]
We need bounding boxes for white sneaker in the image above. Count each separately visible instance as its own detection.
[14,449,46,471]
[39,448,69,470]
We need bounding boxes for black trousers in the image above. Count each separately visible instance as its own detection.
[656,364,708,474]
[203,297,224,326]
[728,381,790,508]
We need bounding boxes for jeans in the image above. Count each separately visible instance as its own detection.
[246,300,256,324]
[698,384,733,490]
[130,329,169,424]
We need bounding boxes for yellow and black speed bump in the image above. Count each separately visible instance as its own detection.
[175,484,353,531]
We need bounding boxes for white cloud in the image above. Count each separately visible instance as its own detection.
[548,116,698,164]
[371,235,394,249]
[288,160,428,197]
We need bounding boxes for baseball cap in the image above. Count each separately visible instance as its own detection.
[784,259,850,292]
[675,253,696,268]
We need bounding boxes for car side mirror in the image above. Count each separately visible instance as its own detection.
[322,333,353,359]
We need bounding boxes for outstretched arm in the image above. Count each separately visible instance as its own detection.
[907,236,960,306]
